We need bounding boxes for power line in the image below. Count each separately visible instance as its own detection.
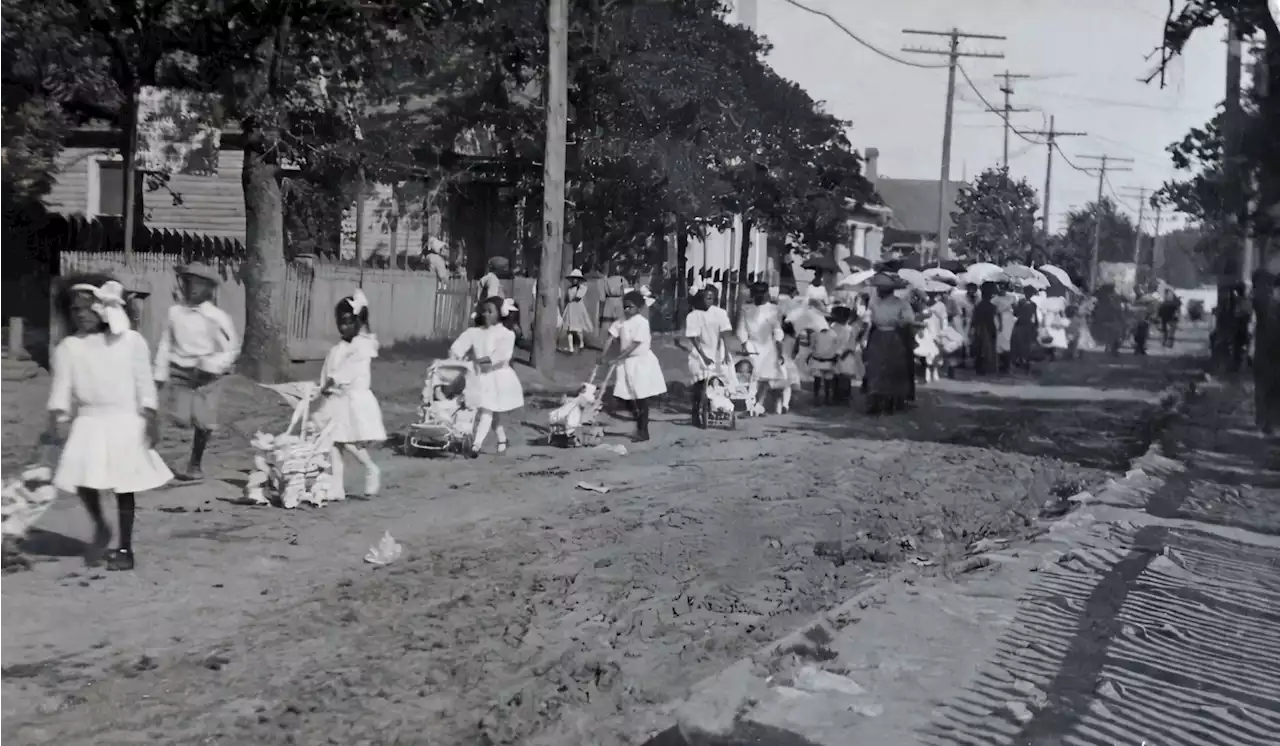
[955,64,1043,147]
[776,0,948,69]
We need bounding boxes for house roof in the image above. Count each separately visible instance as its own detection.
[874,177,967,237]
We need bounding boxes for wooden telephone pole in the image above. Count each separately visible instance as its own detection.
[1079,154,1134,290]
[534,0,569,373]
[1023,116,1086,234]
[902,28,1005,260]
[990,70,1030,170]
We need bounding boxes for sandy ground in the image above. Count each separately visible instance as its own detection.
[1,340,1196,746]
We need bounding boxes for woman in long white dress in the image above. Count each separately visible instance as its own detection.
[736,281,785,414]
[560,268,594,353]
[316,289,387,499]
[602,290,667,441]
[47,279,172,571]
[450,297,524,457]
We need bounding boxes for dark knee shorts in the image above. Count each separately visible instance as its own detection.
[167,366,223,431]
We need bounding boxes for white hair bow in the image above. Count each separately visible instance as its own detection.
[501,298,517,318]
[348,288,369,315]
[638,285,656,307]
[71,280,130,335]
[689,277,706,294]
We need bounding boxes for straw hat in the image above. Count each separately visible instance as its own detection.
[869,272,903,290]
[566,268,584,280]
[177,261,220,286]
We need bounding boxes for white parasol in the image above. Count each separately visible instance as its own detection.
[922,267,959,284]
[1005,264,1050,290]
[1038,264,1080,293]
[837,269,877,288]
[897,268,929,289]
[923,279,954,294]
[961,262,1005,286]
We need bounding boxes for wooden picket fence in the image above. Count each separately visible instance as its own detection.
[57,252,543,360]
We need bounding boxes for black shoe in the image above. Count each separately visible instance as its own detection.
[105,549,135,572]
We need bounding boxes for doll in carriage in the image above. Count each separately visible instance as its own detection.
[547,368,613,447]
[730,358,764,416]
[701,366,739,429]
[404,360,476,455]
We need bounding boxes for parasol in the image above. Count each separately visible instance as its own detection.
[923,279,954,294]
[802,254,840,272]
[837,269,877,288]
[922,267,959,284]
[1005,264,1050,290]
[785,304,829,333]
[897,268,929,289]
[842,255,873,271]
[1038,264,1080,293]
[962,262,1005,286]
[939,259,968,273]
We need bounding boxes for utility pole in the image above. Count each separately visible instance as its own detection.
[903,28,1005,261]
[1079,154,1134,291]
[1121,186,1148,273]
[991,70,1030,170]
[1152,204,1164,283]
[1023,116,1087,234]
[534,0,568,374]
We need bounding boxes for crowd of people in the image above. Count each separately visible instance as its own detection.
[27,253,1280,570]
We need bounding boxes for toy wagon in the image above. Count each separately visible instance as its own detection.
[548,365,615,447]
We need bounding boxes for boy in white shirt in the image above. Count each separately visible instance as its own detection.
[154,262,241,481]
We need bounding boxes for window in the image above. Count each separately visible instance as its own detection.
[95,160,126,217]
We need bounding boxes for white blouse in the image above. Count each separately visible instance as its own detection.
[450,324,515,368]
[50,332,158,416]
[610,314,653,355]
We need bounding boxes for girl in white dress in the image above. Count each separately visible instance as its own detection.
[47,279,172,571]
[451,297,524,457]
[317,289,387,500]
[736,282,785,414]
[602,291,667,441]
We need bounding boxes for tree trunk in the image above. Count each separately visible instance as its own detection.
[733,218,753,326]
[239,131,290,382]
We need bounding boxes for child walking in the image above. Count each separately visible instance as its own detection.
[450,296,525,457]
[316,289,387,500]
[154,262,240,481]
[602,290,667,441]
[48,278,172,570]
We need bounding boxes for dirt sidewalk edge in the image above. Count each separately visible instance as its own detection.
[654,369,1207,746]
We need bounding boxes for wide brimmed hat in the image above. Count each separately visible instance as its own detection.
[566,269,584,280]
[177,261,220,286]
[869,272,904,290]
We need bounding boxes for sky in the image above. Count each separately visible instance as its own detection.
[743,0,1228,233]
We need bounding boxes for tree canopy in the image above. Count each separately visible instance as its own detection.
[949,167,1040,264]
[3,0,873,376]
[1060,198,1140,280]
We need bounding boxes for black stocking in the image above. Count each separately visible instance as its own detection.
[116,493,136,552]
[78,488,110,544]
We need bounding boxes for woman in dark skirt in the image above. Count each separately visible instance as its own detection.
[969,282,1000,375]
[863,273,916,414]
[1011,285,1040,373]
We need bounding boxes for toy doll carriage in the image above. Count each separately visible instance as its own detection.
[404,360,477,456]
[700,366,739,430]
[548,365,615,447]
[245,382,337,508]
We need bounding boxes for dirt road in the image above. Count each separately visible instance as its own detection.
[1,344,1196,746]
